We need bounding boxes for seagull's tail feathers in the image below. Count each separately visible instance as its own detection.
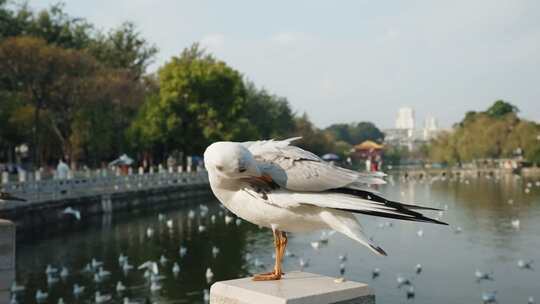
[320,209,387,256]
[294,190,447,226]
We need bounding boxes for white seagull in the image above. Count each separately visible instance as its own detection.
[204,138,447,280]
[62,206,81,221]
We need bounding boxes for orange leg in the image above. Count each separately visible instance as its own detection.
[253,230,287,281]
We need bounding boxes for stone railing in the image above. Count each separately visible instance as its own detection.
[0,167,208,209]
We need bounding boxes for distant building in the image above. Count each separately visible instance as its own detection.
[395,107,415,130]
[384,108,443,150]
[422,116,440,141]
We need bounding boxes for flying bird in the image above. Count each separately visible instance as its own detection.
[204,137,447,281]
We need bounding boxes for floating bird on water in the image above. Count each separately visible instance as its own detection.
[95,291,112,303]
[35,289,48,302]
[415,264,423,275]
[204,138,446,281]
[47,274,59,285]
[118,253,128,265]
[45,264,58,275]
[396,275,412,288]
[172,262,180,275]
[475,270,494,282]
[146,227,154,238]
[73,284,85,297]
[179,246,187,257]
[116,281,126,293]
[138,261,159,275]
[206,267,214,283]
[481,291,497,303]
[0,191,25,202]
[372,268,380,279]
[406,286,415,299]
[60,266,69,279]
[212,246,220,258]
[62,206,81,220]
[198,225,207,233]
[339,263,346,275]
[91,258,103,269]
[517,259,534,270]
[97,266,111,278]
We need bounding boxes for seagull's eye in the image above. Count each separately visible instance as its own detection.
[216,165,224,171]
[238,167,247,173]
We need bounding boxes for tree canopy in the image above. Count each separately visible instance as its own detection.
[429,100,540,164]
[325,122,384,145]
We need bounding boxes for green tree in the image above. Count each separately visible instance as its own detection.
[293,113,335,156]
[130,44,249,159]
[244,81,295,139]
[0,2,94,48]
[325,122,384,145]
[88,22,158,80]
[428,100,540,165]
[486,100,519,118]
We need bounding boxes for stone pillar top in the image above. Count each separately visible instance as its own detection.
[210,271,375,304]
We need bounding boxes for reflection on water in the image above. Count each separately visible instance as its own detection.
[14,174,540,304]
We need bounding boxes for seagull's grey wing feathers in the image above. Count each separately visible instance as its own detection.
[244,138,385,192]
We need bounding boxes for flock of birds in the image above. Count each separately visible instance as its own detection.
[11,204,229,304]
[8,172,540,304]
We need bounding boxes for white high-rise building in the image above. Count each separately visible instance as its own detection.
[423,115,440,140]
[395,107,415,130]
[424,116,438,131]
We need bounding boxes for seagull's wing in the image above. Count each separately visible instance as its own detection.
[241,138,446,226]
[243,138,385,192]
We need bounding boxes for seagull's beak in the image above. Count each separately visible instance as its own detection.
[1,192,26,202]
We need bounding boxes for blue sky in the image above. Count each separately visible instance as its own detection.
[33,0,540,129]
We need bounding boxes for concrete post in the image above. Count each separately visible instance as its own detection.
[17,171,26,183]
[0,220,15,303]
[187,156,192,173]
[1,172,8,184]
[210,272,375,304]
[178,166,183,173]
[138,167,144,175]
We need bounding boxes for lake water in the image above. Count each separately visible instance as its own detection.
[14,174,540,304]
